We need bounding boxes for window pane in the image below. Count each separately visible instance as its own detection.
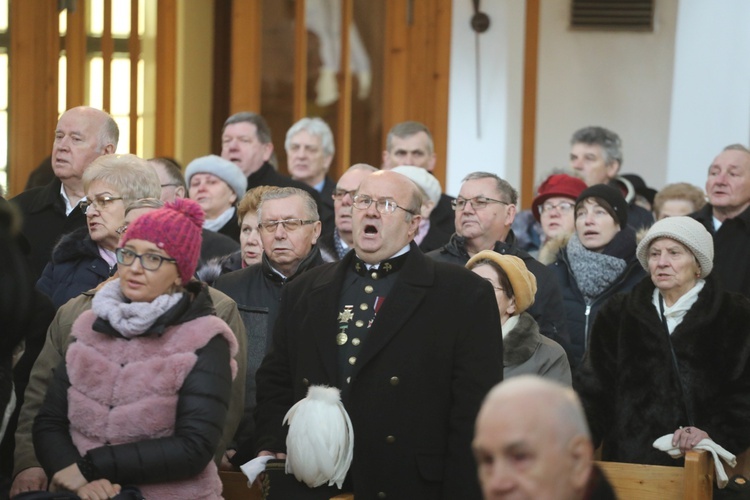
[88,57,104,109]
[0,0,7,31]
[0,111,7,193]
[112,0,131,37]
[59,7,67,36]
[0,53,6,110]
[89,0,104,36]
[58,55,67,114]
[115,116,129,154]
[110,57,130,115]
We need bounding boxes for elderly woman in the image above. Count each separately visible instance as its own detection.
[33,199,238,499]
[186,154,248,241]
[549,184,645,367]
[467,250,571,384]
[197,186,273,284]
[36,154,161,309]
[531,173,587,264]
[653,182,707,220]
[574,216,750,472]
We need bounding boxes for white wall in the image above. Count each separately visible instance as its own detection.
[446,0,526,197]
[534,0,678,197]
[666,0,750,187]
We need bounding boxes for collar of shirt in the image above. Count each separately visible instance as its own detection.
[60,183,76,216]
[358,243,411,270]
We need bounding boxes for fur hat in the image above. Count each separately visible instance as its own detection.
[531,174,587,222]
[185,155,247,200]
[391,166,442,206]
[576,184,629,228]
[466,250,537,314]
[120,198,205,283]
[636,216,714,278]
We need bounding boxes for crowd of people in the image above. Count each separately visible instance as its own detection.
[2,105,750,499]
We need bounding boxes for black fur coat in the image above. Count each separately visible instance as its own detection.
[574,274,750,466]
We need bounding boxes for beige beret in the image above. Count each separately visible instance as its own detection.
[466,250,537,314]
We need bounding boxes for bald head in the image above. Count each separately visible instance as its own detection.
[473,376,594,500]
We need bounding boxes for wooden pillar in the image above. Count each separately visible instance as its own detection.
[230,0,262,113]
[334,0,353,178]
[521,0,540,208]
[65,0,86,109]
[293,0,307,121]
[8,0,59,196]
[155,0,177,157]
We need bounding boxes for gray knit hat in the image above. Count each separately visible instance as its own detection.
[185,155,247,200]
[636,216,714,278]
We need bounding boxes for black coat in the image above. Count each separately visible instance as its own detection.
[200,228,239,263]
[427,231,570,354]
[430,193,456,236]
[214,247,324,451]
[36,226,116,309]
[574,274,750,465]
[318,176,336,236]
[11,179,86,281]
[33,283,233,485]
[247,162,324,216]
[253,245,503,499]
[549,249,645,368]
[692,204,750,298]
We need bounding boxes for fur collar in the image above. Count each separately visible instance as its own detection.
[538,233,571,265]
[502,312,543,366]
[51,226,100,263]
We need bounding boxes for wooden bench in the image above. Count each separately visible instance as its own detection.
[220,470,263,500]
[596,450,713,500]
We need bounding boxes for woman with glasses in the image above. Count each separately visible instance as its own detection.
[531,173,587,264]
[466,251,571,384]
[33,198,238,499]
[549,184,645,368]
[36,154,162,309]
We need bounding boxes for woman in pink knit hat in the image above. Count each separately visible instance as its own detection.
[33,198,238,500]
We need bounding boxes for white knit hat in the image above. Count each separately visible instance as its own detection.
[185,155,248,200]
[391,166,442,206]
[636,216,714,278]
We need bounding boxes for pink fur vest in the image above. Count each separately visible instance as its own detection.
[67,310,239,500]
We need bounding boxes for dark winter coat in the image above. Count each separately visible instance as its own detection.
[430,193,456,236]
[574,274,750,466]
[246,161,324,216]
[33,285,237,498]
[11,178,87,281]
[549,249,644,368]
[200,228,239,264]
[427,231,570,353]
[214,246,324,451]
[318,176,336,236]
[215,208,240,242]
[36,226,116,309]
[253,245,503,499]
[692,203,750,298]
[503,312,571,385]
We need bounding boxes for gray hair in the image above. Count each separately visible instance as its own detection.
[83,154,161,203]
[285,117,335,157]
[124,198,164,216]
[462,172,518,205]
[570,126,622,167]
[347,163,378,174]
[147,157,186,190]
[98,112,119,151]
[386,121,434,155]
[722,143,750,155]
[257,187,320,222]
[223,112,273,144]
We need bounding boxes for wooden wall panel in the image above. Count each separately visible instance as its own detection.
[383,0,451,186]
[230,0,261,113]
[65,0,86,109]
[8,0,58,196]
[521,0,540,209]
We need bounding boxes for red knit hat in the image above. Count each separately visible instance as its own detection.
[120,198,204,283]
[531,174,587,222]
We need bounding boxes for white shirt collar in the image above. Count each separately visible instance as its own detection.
[60,183,76,216]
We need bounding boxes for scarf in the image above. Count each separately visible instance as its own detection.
[566,233,627,300]
[91,278,183,338]
[203,206,236,232]
[652,280,705,334]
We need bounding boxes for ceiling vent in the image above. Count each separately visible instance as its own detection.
[571,0,654,31]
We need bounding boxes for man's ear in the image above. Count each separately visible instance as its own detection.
[567,436,594,492]
[175,186,186,199]
[606,160,621,179]
[262,142,274,162]
[103,143,116,155]
[505,204,518,226]
[426,154,437,173]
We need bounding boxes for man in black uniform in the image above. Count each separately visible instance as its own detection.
[254,170,503,499]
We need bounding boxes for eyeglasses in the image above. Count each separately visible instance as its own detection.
[80,195,124,213]
[451,196,508,211]
[258,218,317,233]
[116,247,177,271]
[539,201,575,215]
[332,188,358,200]
[116,224,128,236]
[160,183,182,189]
[352,194,418,215]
